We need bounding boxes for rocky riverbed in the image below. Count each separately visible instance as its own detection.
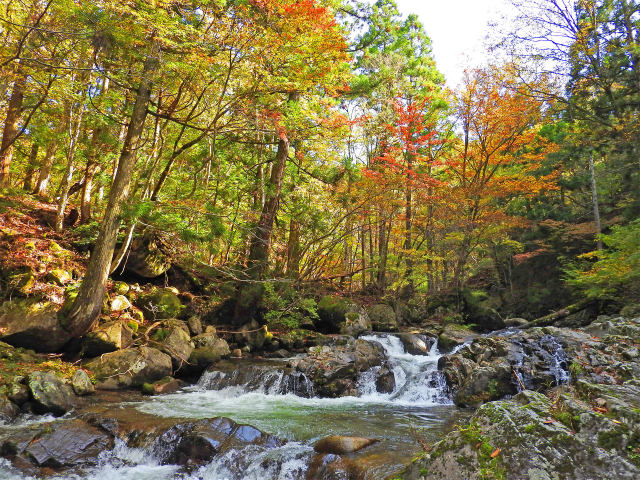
[1,311,639,479]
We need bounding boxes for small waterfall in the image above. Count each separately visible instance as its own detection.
[359,334,451,406]
[539,335,570,385]
[198,365,315,398]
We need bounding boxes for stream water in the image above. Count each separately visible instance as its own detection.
[0,334,462,480]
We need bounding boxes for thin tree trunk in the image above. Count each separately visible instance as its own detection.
[34,104,69,195]
[246,91,300,279]
[0,71,26,186]
[64,44,158,338]
[589,154,602,250]
[23,143,39,191]
[55,101,85,232]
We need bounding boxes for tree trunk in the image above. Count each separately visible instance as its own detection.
[589,154,602,250]
[246,91,300,279]
[33,104,70,195]
[522,298,596,329]
[403,152,414,291]
[23,143,39,191]
[285,219,301,279]
[0,71,26,186]
[64,46,158,338]
[55,103,85,232]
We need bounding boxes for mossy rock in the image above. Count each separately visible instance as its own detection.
[7,270,36,296]
[45,268,72,286]
[113,281,130,295]
[0,298,72,352]
[136,288,184,320]
[317,296,350,333]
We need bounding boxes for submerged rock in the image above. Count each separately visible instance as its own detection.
[314,435,379,454]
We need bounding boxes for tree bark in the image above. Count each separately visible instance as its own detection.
[246,91,300,279]
[521,298,596,329]
[589,154,603,250]
[64,45,158,338]
[0,71,26,186]
[23,143,39,191]
[33,104,70,195]
[285,219,301,279]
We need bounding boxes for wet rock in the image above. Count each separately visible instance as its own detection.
[0,394,19,423]
[368,304,398,331]
[307,454,366,480]
[436,324,476,353]
[81,320,135,357]
[85,346,172,389]
[135,288,184,320]
[439,331,574,407]
[71,369,95,396]
[28,371,76,416]
[401,390,640,480]
[124,230,171,278]
[396,333,432,355]
[21,418,113,468]
[154,417,285,467]
[141,376,182,395]
[292,338,388,397]
[375,367,395,393]
[314,435,379,454]
[0,298,72,352]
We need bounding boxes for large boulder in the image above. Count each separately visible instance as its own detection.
[27,371,76,416]
[124,230,171,278]
[368,304,399,331]
[150,320,194,369]
[81,320,135,357]
[85,346,172,389]
[154,417,284,467]
[401,390,640,480]
[0,298,72,352]
[135,288,184,320]
[184,331,231,376]
[438,331,573,407]
[396,333,433,355]
[291,338,390,397]
[1,418,113,469]
[316,296,371,335]
[234,320,269,350]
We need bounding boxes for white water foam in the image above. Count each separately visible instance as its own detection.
[358,334,451,406]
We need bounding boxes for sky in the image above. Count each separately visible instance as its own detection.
[393,0,515,88]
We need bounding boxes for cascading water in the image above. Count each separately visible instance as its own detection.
[0,335,460,480]
[358,334,451,405]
